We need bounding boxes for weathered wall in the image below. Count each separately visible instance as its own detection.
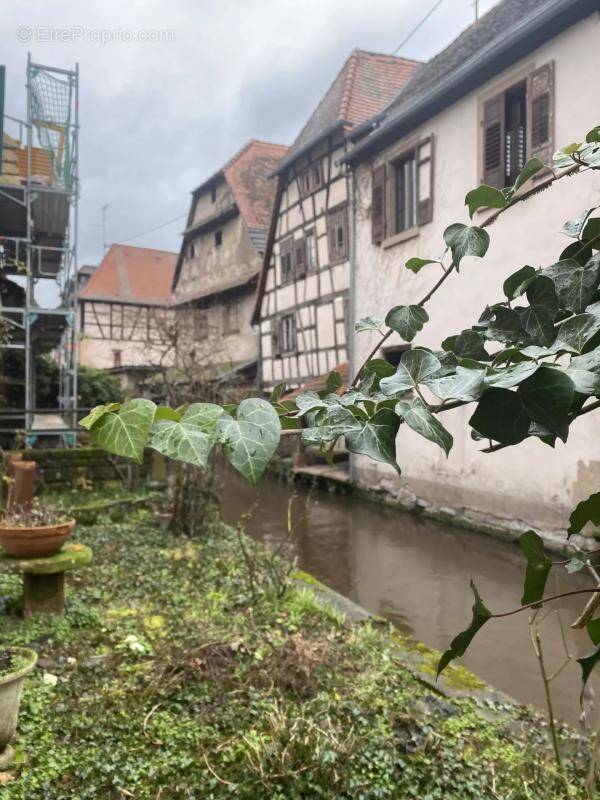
[15,447,151,490]
[351,14,600,529]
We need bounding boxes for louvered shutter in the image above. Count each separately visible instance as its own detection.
[528,61,554,165]
[416,136,434,226]
[371,164,386,244]
[327,213,337,263]
[482,93,505,188]
[271,317,281,357]
[294,237,306,277]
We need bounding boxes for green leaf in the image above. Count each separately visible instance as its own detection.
[379,349,441,396]
[296,391,328,416]
[587,126,600,144]
[325,370,343,393]
[149,403,222,469]
[396,398,453,456]
[582,217,600,247]
[526,275,560,319]
[563,208,596,239]
[469,388,530,445]
[270,383,287,403]
[588,618,600,645]
[437,580,491,676]
[465,185,507,218]
[88,399,156,464]
[217,398,281,484]
[425,366,485,402]
[542,255,600,314]
[79,403,120,430]
[344,408,401,470]
[515,305,556,347]
[405,257,438,273]
[154,406,182,422]
[355,315,384,333]
[503,265,537,300]
[513,157,544,192]
[484,362,539,390]
[556,313,600,354]
[565,368,600,395]
[302,406,358,446]
[486,306,526,345]
[443,223,490,270]
[571,345,600,373]
[578,644,600,702]
[519,531,552,606]
[568,492,600,537]
[517,366,575,439]
[385,305,429,342]
[442,330,489,360]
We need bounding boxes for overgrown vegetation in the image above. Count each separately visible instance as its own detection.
[0,506,589,798]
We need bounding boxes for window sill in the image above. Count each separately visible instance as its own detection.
[381,226,419,250]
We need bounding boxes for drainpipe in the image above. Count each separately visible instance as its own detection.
[348,167,356,484]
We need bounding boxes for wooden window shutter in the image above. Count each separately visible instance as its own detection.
[528,61,554,165]
[271,317,281,357]
[371,164,386,244]
[294,238,306,277]
[327,213,337,263]
[416,135,434,226]
[482,93,505,188]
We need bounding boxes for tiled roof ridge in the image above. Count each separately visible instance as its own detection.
[339,50,361,121]
[108,242,179,256]
[222,139,289,175]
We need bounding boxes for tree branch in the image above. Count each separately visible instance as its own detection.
[491,587,600,619]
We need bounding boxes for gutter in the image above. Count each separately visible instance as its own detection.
[270,119,350,178]
[342,0,598,166]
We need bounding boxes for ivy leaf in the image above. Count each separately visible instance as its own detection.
[79,403,120,429]
[571,345,600,373]
[425,366,485,402]
[270,383,287,403]
[578,644,600,703]
[526,275,560,319]
[396,398,453,456]
[542,255,600,314]
[379,349,441,396]
[325,370,343,394]
[587,126,600,144]
[485,307,526,344]
[555,313,600,354]
[469,388,530,445]
[302,406,359,446]
[563,208,596,239]
[565,368,600,395]
[513,157,544,192]
[87,399,156,464]
[465,185,507,218]
[406,257,439,273]
[296,391,328,416]
[443,223,490,270]
[588,618,600,645]
[517,366,575,440]
[149,403,222,469]
[385,305,429,342]
[484,362,538,390]
[217,398,281,484]
[503,265,537,300]
[355,315,384,333]
[568,492,600,537]
[582,217,600,248]
[442,330,489,360]
[519,531,552,606]
[515,305,556,347]
[437,581,491,676]
[344,408,401,471]
[154,406,182,422]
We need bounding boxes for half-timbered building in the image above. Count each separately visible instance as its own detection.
[252,49,418,392]
[171,140,288,385]
[78,244,177,377]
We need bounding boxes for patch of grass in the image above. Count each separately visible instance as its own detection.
[0,504,589,798]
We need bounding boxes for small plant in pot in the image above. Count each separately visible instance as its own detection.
[0,500,75,558]
[0,646,37,768]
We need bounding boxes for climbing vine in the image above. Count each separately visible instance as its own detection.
[81,126,600,701]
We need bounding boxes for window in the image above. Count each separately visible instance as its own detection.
[188,242,196,259]
[395,154,417,233]
[281,314,295,353]
[113,350,122,368]
[327,206,348,264]
[280,236,294,284]
[383,344,410,369]
[210,184,217,202]
[371,136,434,245]
[294,238,306,278]
[298,160,324,196]
[214,230,222,247]
[223,302,239,335]
[482,61,554,189]
[305,230,318,272]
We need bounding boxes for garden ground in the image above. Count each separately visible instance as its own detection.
[0,495,590,798]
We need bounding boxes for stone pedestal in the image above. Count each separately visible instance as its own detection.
[0,543,93,617]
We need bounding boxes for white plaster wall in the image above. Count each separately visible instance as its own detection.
[352,15,600,528]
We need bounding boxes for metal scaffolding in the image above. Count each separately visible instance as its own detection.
[0,54,79,446]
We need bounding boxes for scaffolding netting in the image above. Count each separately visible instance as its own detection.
[29,66,76,188]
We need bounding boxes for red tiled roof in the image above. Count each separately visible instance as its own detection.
[79,244,177,305]
[289,50,419,157]
[285,363,350,399]
[223,140,289,230]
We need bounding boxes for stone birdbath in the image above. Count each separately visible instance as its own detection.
[0,543,93,617]
[0,646,38,768]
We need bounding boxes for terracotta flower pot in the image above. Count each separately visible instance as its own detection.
[0,646,37,768]
[0,518,76,558]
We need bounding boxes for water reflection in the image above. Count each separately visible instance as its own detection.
[219,471,597,726]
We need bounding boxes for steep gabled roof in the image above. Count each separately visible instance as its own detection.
[276,49,419,172]
[80,244,177,306]
[344,0,597,165]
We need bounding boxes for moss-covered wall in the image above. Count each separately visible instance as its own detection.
[10,447,152,491]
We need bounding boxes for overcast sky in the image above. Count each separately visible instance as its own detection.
[2,0,500,305]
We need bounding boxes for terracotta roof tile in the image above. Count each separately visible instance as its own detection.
[285,362,349,399]
[289,50,419,158]
[79,244,177,305]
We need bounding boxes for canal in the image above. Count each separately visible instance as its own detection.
[220,471,597,726]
